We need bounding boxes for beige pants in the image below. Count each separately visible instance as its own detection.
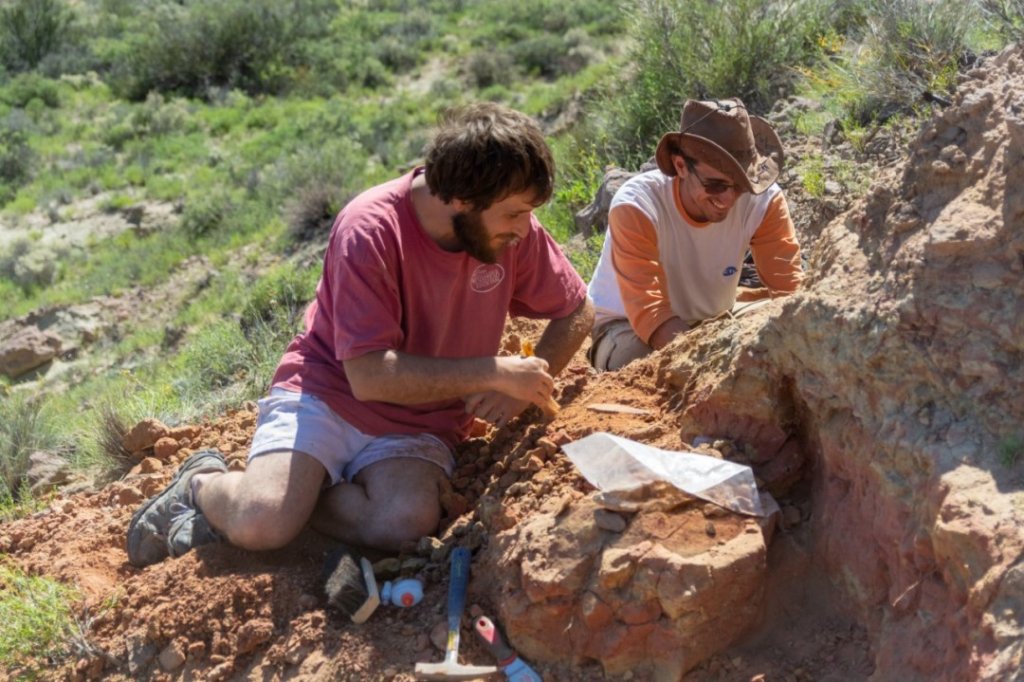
[588,299,773,372]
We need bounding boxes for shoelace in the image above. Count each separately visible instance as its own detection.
[168,501,195,527]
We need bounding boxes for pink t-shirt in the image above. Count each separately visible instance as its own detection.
[271,169,587,447]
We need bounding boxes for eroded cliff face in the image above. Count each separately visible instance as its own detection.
[482,44,1024,681]
[672,43,1024,679]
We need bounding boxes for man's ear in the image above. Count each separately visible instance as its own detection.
[672,155,688,177]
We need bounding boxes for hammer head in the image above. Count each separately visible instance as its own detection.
[413,661,499,680]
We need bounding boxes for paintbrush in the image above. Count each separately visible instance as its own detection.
[323,546,380,624]
[521,341,560,417]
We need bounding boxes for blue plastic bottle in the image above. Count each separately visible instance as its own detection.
[380,578,424,607]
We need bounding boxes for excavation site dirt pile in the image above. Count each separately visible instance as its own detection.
[1,44,1022,682]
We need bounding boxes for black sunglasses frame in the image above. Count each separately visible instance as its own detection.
[683,157,738,196]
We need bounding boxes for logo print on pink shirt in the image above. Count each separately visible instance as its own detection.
[471,264,505,292]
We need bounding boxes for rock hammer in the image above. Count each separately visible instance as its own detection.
[414,547,499,680]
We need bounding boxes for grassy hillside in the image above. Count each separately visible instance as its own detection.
[0,0,1020,516]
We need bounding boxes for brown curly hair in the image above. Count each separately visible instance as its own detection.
[423,102,554,210]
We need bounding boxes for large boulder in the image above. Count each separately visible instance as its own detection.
[481,493,774,680]
[0,325,62,379]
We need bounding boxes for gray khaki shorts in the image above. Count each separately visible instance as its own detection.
[588,318,652,372]
[248,388,455,485]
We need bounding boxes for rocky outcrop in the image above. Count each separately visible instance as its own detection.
[484,494,774,680]
[656,44,1024,680]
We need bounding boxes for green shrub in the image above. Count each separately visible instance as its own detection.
[176,322,254,391]
[0,117,34,201]
[474,0,620,35]
[465,50,516,89]
[0,73,61,108]
[273,139,366,242]
[537,132,609,242]
[240,265,318,332]
[797,155,827,197]
[108,0,294,101]
[0,393,61,503]
[0,239,58,293]
[181,190,234,241]
[511,35,574,79]
[504,27,598,81]
[1000,434,1022,467]
[599,0,830,165]
[978,0,1024,42]
[174,310,301,405]
[802,0,978,125]
[0,561,82,670]
[0,0,73,73]
[129,92,196,137]
[371,9,436,72]
[285,182,348,244]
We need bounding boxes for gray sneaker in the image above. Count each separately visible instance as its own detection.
[126,449,227,567]
[167,507,222,559]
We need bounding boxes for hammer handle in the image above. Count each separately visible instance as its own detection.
[446,547,471,645]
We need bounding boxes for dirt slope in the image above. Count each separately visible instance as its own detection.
[1,316,858,682]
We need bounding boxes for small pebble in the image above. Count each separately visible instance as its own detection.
[429,620,448,651]
[594,509,627,533]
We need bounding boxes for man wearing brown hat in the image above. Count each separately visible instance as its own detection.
[587,98,803,371]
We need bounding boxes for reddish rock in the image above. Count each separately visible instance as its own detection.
[123,418,169,455]
[235,619,274,654]
[138,457,163,474]
[152,437,179,461]
[481,496,767,676]
[167,424,202,441]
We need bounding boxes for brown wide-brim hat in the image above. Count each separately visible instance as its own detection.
[654,98,784,194]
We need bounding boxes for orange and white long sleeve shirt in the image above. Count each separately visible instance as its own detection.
[587,170,803,343]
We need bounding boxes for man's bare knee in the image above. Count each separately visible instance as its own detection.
[363,505,440,550]
[224,509,304,550]
[198,451,325,551]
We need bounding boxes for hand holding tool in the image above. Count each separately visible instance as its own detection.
[521,341,560,417]
[414,547,499,680]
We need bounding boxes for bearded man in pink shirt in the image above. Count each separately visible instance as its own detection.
[127,103,594,567]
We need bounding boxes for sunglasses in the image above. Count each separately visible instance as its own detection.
[684,159,738,195]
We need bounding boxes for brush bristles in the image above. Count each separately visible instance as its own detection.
[324,549,379,623]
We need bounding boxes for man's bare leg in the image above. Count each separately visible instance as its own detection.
[310,458,446,551]
[194,450,327,551]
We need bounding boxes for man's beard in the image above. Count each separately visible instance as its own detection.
[452,210,498,263]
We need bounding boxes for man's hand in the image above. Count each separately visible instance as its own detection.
[463,391,531,428]
[649,316,689,350]
[464,355,556,427]
[494,355,555,405]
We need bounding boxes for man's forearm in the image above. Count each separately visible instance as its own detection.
[345,351,555,406]
[345,352,503,404]
[533,297,595,376]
